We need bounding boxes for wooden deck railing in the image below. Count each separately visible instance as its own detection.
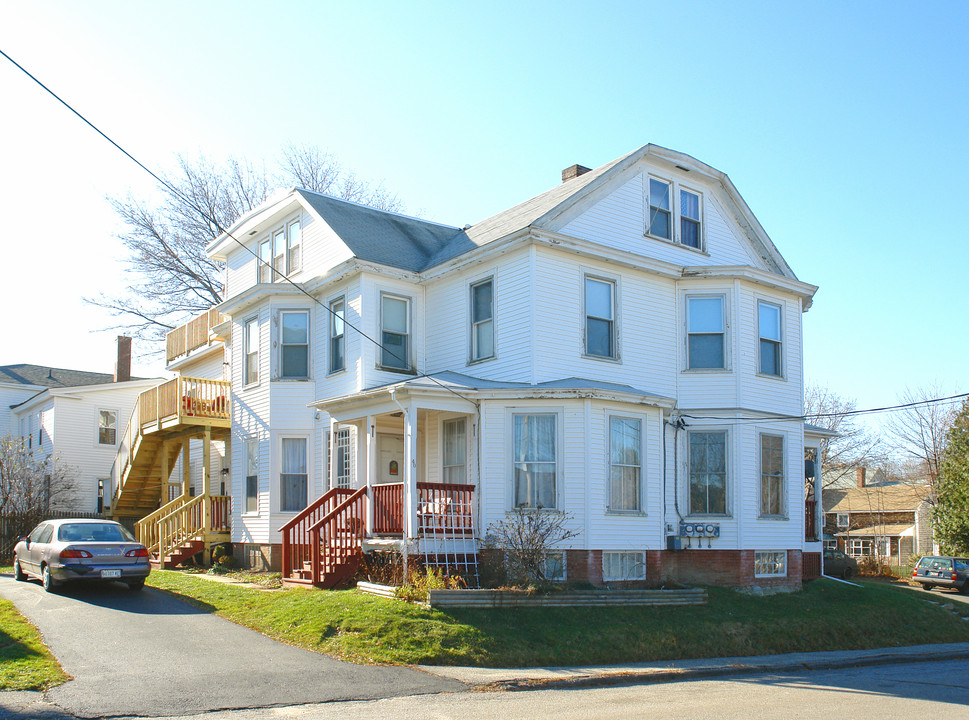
[280,488,355,581]
[136,493,231,561]
[136,495,187,553]
[166,308,227,363]
[372,483,405,534]
[805,499,818,541]
[138,376,231,429]
[309,487,367,587]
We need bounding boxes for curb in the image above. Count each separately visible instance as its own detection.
[471,645,969,692]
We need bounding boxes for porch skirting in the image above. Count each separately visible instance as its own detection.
[235,543,283,572]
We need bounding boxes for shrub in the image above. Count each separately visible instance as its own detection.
[394,567,463,602]
[482,508,579,589]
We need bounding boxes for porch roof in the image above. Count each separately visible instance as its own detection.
[835,523,915,538]
[310,370,676,414]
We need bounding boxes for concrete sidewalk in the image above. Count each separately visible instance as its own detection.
[418,642,969,690]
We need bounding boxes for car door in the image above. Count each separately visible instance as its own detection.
[24,523,52,575]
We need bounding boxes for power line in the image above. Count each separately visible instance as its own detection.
[0,47,477,409]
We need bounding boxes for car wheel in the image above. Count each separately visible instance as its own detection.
[41,565,59,593]
[126,580,145,592]
[842,568,853,580]
[960,582,969,596]
[14,561,26,582]
[921,583,933,591]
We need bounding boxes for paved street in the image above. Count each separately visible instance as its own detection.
[0,575,464,718]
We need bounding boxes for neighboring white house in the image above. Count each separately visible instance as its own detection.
[3,340,162,515]
[184,142,821,590]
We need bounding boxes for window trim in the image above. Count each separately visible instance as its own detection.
[278,435,309,514]
[378,292,412,372]
[442,416,468,485]
[244,439,259,514]
[583,274,619,361]
[754,550,787,577]
[96,408,119,447]
[509,408,562,510]
[255,213,302,283]
[836,512,849,528]
[286,218,301,275]
[759,432,786,518]
[607,414,643,513]
[687,428,729,517]
[645,175,705,251]
[243,316,259,387]
[757,299,784,378]
[602,551,647,581]
[328,295,346,375]
[278,309,310,380]
[685,293,728,371]
[469,277,496,363]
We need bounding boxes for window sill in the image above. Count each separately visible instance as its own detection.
[758,514,789,521]
[755,372,786,382]
[273,377,311,382]
[754,573,787,579]
[326,368,347,378]
[686,513,731,520]
[242,381,261,390]
[681,367,730,374]
[467,355,496,366]
[644,233,710,257]
[605,509,647,517]
[581,353,621,364]
[376,366,417,376]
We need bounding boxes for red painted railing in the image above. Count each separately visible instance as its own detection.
[309,487,367,587]
[372,483,404,534]
[419,482,475,535]
[280,488,354,581]
[805,499,818,541]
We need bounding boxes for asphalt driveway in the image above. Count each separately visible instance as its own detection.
[0,574,465,718]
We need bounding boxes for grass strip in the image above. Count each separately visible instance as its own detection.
[0,590,70,690]
[146,572,969,667]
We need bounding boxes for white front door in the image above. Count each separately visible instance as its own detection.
[377,433,404,484]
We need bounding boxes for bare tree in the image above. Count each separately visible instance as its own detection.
[884,384,959,492]
[88,146,403,346]
[0,436,79,557]
[482,508,580,588]
[804,383,882,487]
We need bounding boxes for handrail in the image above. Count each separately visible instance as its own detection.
[309,487,367,587]
[157,494,205,563]
[136,495,187,553]
[280,488,354,580]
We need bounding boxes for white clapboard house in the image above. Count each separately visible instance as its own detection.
[113,143,827,589]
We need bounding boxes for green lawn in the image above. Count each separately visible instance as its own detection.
[146,571,969,667]
[0,573,70,691]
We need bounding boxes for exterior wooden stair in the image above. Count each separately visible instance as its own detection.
[281,487,367,588]
[153,540,206,569]
[137,492,230,569]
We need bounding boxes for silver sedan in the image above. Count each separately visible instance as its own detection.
[13,518,151,592]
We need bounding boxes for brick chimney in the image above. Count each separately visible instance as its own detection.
[856,466,867,489]
[114,336,132,383]
[562,164,592,183]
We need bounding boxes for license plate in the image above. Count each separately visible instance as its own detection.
[101,569,121,578]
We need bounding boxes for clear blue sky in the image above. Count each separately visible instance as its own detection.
[0,1,966,428]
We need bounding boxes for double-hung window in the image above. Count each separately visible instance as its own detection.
[443,418,467,484]
[271,229,285,277]
[279,310,309,378]
[380,294,410,370]
[329,297,345,373]
[98,410,117,445]
[280,437,307,512]
[470,279,494,361]
[585,277,616,359]
[758,301,782,376]
[648,178,672,240]
[689,431,727,515]
[286,219,301,274]
[244,317,259,385]
[513,413,556,508]
[608,417,641,511]
[687,296,725,369]
[760,434,784,517]
[259,239,273,283]
[245,440,258,513]
[680,189,701,249]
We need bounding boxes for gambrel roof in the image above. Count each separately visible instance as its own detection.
[209,143,800,281]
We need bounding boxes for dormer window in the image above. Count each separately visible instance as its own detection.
[257,216,302,283]
[646,176,703,250]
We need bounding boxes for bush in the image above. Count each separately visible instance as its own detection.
[856,555,894,577]
[394,567,463,602]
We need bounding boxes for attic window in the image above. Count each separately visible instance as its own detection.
[646,177,704,250]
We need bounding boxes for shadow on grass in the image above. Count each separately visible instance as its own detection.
[0,626,44,663]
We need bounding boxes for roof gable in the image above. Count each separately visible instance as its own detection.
[822,484,929,514]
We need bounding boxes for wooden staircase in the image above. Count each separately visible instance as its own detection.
[154,540,206,569]
[281,487,367,588]
[137,492,230,569]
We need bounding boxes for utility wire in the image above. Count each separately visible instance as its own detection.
[0,47,477,408]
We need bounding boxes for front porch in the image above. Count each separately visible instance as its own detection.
[281,385,480,588]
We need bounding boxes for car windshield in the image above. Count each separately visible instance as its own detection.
[917,557,953,570]
[57,523,136,543]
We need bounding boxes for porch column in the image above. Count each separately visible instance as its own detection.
[403,403,418,540]
[181,438,191,497]
[366,415,376,535]
[202,427,212,543]
[159,439,170,507]
[329,418,338,491]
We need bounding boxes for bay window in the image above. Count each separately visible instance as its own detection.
[760,434,784,517]
[689,430,727,515]
[329,297,345,374]
[279,310,309,378]
[608,416,641,511]
[687,295,725,369]
[380,294,410,370]
[280,437,307,512]
[758,300,782,376]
